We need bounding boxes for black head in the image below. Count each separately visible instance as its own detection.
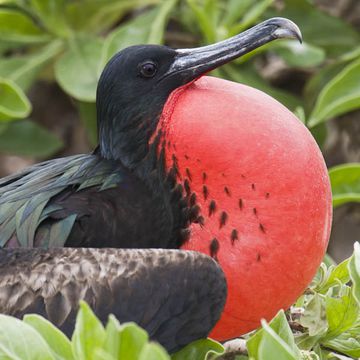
[97,45,179,167]
[96,18,302,168]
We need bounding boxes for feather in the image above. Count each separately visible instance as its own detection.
[0,154,124,248]
[48,215,77,248]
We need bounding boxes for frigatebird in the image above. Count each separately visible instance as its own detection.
[0,18,301,352]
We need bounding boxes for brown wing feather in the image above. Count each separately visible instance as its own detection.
[0,248,226,353]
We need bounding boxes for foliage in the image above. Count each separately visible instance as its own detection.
[0,0,358,164]
[0,301,224,360]
[0,243,360,359]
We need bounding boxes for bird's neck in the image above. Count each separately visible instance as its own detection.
[97,85,189,171]
[98,105,163,169]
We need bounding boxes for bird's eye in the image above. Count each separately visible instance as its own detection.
[139,61,158,78]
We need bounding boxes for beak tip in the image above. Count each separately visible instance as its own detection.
[269,17,303,44]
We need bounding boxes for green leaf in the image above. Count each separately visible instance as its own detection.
[323,332,360,358]
[0,40,63,91]
[172,338,224,360]
[101,1,174,66]
[0,314,55,359]
[293,106,306,124]
[186,0,216,43]
[274,41,325,68]
[308,58,360,127]
[55,36,103,102]
[71,301,106,360]
[248,310,300,359]
[323,254,337,267]
[147,0,177,44]
[299,294,328,337]
[103,317,148,359]
[317,259,350,293]
[329,163,360,208]
[102,10,158,64]
[258,320,298,360]
[30,0,70,37]
[304,62,349,111]
[310,123,327,149]
[0,78,31,120]
[328,354,355,360]
[221,0,252,28]
[325,286,358,339]
[77,101,97,146]
[349,242,360,306]
[0,120,63,157]
[24,314,74,360]
[65,0,159,33]
[92,348,116,360]
[139,343,170,360]
[295,333,322,352]
[270,0,360,57]
[230,0,274,35]
[0,9,50,43]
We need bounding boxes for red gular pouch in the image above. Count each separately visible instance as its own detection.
[160,76,332,340]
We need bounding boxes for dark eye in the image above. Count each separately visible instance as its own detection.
[139,61,158,78]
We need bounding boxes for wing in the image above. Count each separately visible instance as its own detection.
[0,248,227,353]
[0,154,124,248]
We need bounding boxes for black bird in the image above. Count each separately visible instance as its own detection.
[0,18,301,352]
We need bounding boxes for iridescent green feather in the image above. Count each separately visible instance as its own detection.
[0,154,124,248]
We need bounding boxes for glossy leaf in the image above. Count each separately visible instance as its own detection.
[308,58,360,126]
[305,63,347,111]
[24,314,74,360]
[0,9,50,43]
[55,36,103,102]
[0,314,55,359]
[139,343,169,360]
[230,0,274,35]
[316,258,350,293]
[147,0,177,44]
[274,41,325,68]
[72,302,106,360]
[221,0,252,28]
[329,163,360,208]
[65,0,158,33]
[102,1,175,65]
[102,9,159,64]
[0,120,63,157]
[103,317,148,359]
[0,78,31,120]
[172,338,224,360]
[30,0,70,37]
[349,242,360,306]
[0,40,63,91]
[258,320,298,360]
[299,294,327,337]
[270,0,360,57]
[323,331,360,358]
[310,123,327,150]
[248,309,300,358]
[186,0,217,43]
[325,286,358,339]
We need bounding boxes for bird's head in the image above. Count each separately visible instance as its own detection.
[96,17,301,167]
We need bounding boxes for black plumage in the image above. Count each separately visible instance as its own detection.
[0,18,302,351]
[0,248,226,353]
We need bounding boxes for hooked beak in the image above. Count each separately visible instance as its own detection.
[162,17,302,83]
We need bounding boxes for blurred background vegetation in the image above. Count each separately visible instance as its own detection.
[0,0,359,260]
